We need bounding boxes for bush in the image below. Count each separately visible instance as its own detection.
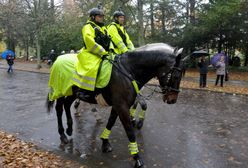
[228,66,248,72]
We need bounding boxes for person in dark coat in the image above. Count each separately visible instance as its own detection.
[47,49,56,65]
[198,56,208,88]
[6,54,15,73]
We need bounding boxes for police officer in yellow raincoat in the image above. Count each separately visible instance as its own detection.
[108,10,146,129]
[72,7,112,99]
[107,10,134,54]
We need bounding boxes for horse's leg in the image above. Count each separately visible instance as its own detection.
[56,97,68,144]
[137,99,147,130]
[64,95,75,136]
[100,109,118,153]
[118,107,144,168]
[130,99,138,127]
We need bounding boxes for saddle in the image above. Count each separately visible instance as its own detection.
[75,54,118,106]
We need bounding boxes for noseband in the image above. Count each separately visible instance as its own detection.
[160,67,182,94]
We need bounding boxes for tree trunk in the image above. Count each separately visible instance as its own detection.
[218,33,223,53]
[6,31,15,52]
[25,40,29,61]
[50,0,55,21]
[186,1,189,23]
[161,6,166,34]
[36,31,41,69]
[244,49,248,66]
[137,0,144,46]
[150,1,154,37]
[189,0,196,24]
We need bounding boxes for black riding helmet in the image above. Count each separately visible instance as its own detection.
[89,7,104,17]
[113,10,125,18]
[88,7,105,26]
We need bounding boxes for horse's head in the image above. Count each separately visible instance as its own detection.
[157,48,186,104]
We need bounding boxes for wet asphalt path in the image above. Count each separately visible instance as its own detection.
[0,70,248,168]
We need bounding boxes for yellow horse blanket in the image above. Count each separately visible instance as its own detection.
[48,54,113,101]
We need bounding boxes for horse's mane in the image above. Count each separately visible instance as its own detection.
[124,43,176,68]
[135,43,175,54]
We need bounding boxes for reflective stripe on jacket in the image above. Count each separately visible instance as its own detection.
[82,20,109,56]
[108,22,134,54]
[73,20,111,91]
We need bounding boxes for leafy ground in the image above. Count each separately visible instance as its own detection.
[0,131,86,168]
[181,69,248,95]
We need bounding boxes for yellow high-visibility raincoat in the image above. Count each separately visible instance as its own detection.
[107,22,134,54]
[72,20,112,91]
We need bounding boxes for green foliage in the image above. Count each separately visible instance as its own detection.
[40,17,83,57]
[0,0,247,67]
[182,0,243,50]
[228,66,248,72]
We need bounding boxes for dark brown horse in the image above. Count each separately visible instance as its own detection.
[46,43,186,168]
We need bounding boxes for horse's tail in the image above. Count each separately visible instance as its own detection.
[46,93,54,113]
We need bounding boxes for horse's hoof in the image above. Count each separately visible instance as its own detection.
[134,158,144,168]
[137,120,144,130]
[66,128,73,136]
[60,135,69,144]
[102,141,112,153]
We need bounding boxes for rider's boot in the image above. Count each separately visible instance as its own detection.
[77,89,93,101]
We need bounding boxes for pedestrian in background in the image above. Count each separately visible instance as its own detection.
[197,56,208,88]
[6,53,15,73]
[47,49,56,66]
[215,55,226,87]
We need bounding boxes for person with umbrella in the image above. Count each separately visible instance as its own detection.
[1,50,15,73]
[198,56,209,88]
[191,50,210,88]
[6,53,15,73]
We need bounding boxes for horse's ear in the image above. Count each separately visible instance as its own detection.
[176,48,183,56]
[174,48,183,67]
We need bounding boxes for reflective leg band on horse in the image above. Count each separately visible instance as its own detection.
[128,142,139,155]
[130,108,136,118]
[138,109,145,119]
[132,80,140,94]
[100,128,111,139]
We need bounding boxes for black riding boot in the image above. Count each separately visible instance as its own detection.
[77,90,94,101]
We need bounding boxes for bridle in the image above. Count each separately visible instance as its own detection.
[160,66,183,94]
[104,54,183,98]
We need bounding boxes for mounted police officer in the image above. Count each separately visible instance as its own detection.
[72,6,113,99]
[108,10,146,129]
[107,10,134,54]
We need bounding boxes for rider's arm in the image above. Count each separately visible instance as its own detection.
[82,24,108,56]
[108,24,128,54]
[125,31,135,51]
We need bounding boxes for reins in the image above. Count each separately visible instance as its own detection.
[105,55,166,99]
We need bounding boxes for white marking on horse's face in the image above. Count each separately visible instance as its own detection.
[136,43,175,53]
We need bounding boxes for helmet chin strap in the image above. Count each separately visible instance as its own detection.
[95,21,104,27]
[91,17,105,27]
[115,19,124,26]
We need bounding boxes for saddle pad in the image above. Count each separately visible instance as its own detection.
[95,54,115,88]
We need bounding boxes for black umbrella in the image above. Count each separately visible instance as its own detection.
[191,50,209,58]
